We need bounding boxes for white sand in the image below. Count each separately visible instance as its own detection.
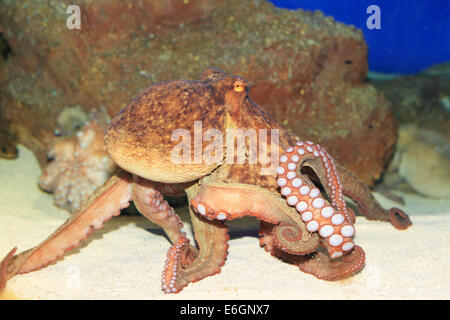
[0,146,449,300]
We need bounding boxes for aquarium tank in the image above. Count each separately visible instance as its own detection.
[0,0,448,302]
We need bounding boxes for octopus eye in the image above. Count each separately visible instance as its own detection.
[233,80,245,92]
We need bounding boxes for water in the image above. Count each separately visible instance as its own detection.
[271,0,450,74]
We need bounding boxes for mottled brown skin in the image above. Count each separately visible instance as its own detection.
[0,69,410,294]
[105,68,295,185]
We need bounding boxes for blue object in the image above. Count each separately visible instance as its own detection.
[270,0,450,74]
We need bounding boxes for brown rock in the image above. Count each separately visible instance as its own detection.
[370,65,450,140]
[0,0,396,185]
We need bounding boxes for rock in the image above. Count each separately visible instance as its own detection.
[370,63,450,197]
[370,63,450,140]
[0,0,396,185]
[0,32,17,159]
[384,124,450,198]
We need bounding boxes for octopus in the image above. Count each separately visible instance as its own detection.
[0,69,412,294]
[38,114,116,212]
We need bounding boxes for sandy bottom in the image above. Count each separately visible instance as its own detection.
[0,146,449,300]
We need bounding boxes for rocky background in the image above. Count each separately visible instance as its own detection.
[369,64,450,198]
[370,65,450,141]
[0,0,398,186]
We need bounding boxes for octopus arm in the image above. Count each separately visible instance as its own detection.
[161,183,229,293]
[336,164,412,230]
[295,144,348,216]
[259,223,365,281]
[190,182,319,255]
[132,178,185,243]
[0,170,132,290]
[277,142,356,258]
